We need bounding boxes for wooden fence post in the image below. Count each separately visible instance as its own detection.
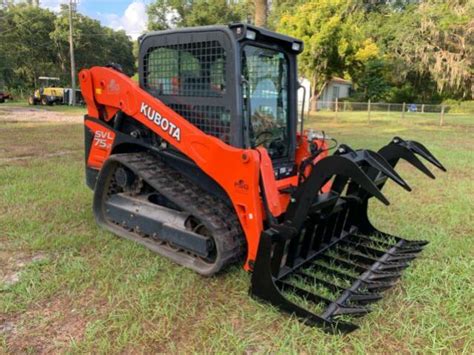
[334,98,338,121]
[402,102,406,119]
[367,99,371,123]
[421,104,425,113]
[343,100,347,112]
[439,105,445,126]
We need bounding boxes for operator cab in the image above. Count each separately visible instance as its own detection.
[138,23,303,180]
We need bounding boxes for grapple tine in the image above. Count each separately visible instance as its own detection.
[378,140,436,179]
[398,137,447,172]
[362,150,411,191]
[336,144,411,191]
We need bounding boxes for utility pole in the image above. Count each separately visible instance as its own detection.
[68,0,77,106]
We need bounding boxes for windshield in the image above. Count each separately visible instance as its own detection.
[242,45,289,159]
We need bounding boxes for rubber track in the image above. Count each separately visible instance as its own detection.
[109,152,246,273]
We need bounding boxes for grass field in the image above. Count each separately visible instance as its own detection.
[0,100,86,115]
[0,106,473,353]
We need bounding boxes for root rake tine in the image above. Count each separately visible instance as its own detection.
[376,262,410,271]
[320,254,368,274]
[278,280,333,305]
[331,305,371,318]
[402,239,429,247]
[349,292,383,304]
[366,271,402,282]
[295,270,346,293]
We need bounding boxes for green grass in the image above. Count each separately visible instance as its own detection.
[312,109,474,127]
[0,100,86,114]
[0,113,473,353]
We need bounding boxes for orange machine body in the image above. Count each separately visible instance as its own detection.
[80,67,328,271]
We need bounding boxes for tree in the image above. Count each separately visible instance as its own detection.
[365,0,473,100]
[0,3,135,92]
[254,0,267,27]
[278,0,367,110]
[50,4,135,79]
[0,4,58,89]
[393,0,473,99]
[147,0,250,30]
[354,59,390,101]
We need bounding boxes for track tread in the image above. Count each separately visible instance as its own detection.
[103,152,245,274]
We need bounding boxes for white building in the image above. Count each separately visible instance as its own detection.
[298,77,353,111]
[317,77,352,109]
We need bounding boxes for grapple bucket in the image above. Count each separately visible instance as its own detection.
[250,136,446,333]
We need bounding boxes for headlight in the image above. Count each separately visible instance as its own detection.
[246,30,257,40]
[292,42,301,51]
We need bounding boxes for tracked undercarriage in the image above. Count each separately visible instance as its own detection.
[94,152,245,276]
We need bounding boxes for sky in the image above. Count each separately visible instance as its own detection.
[39,0,150,39]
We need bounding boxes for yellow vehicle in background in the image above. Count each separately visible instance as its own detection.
[28,76,65,106]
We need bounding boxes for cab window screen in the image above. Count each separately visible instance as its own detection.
[144,41,226,97]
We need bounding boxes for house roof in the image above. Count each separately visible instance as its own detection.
[331,77,352,85]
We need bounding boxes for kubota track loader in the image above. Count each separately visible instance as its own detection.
[80,24,446,333]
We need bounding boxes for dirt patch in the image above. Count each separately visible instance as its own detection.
[4,296,89,354]
[0,150,81,164]
[0,106,82,123]
[0,247,49,288]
